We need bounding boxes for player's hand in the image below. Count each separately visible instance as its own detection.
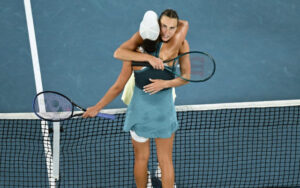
[143,79,167,95]
[82,106,100,118]
[148,56,164,70]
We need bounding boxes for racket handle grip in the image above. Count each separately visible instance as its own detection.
[96,113,115,120]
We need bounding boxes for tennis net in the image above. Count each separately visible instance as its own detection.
[0,100,300,187]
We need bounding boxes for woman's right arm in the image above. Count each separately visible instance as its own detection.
[114,32,146,61]
[113,32,164,69]
[82,61,133,118]
[173,20,189,48]
[176,20,189,42]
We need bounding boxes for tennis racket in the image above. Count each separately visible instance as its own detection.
[33,91,115,122]
[132,51,216,82]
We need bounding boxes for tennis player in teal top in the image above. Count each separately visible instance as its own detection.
[123,39,179,140]
[83,9,190,188]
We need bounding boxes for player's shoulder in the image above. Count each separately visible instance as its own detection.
[180,39,189,47]
[179,39,190,52]
[183,39,189,43]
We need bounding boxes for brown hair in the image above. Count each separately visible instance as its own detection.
[141,39,159,54]
[159,9,179,26]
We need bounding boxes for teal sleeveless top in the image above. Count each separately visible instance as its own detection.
[123,42,179,138]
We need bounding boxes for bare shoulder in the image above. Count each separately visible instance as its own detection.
[179,40,190,53]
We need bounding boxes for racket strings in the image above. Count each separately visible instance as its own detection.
[182,52,215,82]
[34,93,73,120]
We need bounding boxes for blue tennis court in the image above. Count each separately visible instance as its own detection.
[1,0,300,187]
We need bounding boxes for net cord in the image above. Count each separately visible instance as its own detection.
[2,99,299,119]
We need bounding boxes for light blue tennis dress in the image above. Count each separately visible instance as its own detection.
[123,42,179,138]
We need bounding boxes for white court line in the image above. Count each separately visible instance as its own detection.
[23,0,56,186]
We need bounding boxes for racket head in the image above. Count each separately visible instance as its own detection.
[33,91,74,121]
[169,51,216,82]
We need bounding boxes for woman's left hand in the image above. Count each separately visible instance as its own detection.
[143,79,168,95]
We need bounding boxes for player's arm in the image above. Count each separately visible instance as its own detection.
[83,61,133,118]
[114,32,144,61]
[113,32,163,69]
[175,20,189,44]
[143,40,190,95]
[164,39,190,87]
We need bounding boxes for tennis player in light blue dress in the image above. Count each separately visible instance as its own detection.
[83,9,190,188]
[123,41,179,139]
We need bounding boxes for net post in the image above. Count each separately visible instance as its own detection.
[53,122,60,181]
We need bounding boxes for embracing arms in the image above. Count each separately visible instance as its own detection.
[143,39,191,95]
[113,20,189,68]
[82,62,132,118]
